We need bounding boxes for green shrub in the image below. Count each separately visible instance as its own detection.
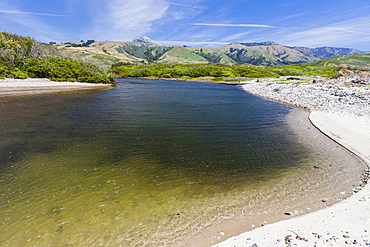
[0,32,114,84]
[10,68,28,79]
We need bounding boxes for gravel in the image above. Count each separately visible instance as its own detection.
[240,77,370,119]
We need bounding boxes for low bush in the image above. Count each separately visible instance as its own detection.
[0,32,114,84]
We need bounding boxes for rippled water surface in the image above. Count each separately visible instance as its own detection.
[0,79,364,246]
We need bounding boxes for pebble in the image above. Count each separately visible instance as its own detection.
[241,77,370,119]
[215,76,370,247]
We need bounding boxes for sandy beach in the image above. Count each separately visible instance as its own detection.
[213,78,370,246]
[0,78,113,96]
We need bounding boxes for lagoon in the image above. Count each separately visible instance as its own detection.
[0,78,364,246]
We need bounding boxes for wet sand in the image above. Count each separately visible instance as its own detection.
[185,108,368,247]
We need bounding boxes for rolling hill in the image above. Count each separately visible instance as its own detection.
[55,37,366,67]
[308,53,370,70]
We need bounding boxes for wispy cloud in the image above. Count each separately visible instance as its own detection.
[166,2,196,8]
[280,16,370,48]
[193,23,277,28]
[273,13,306,23]
[0,2,67,41]
[322,27,369,36]
[220,31,254,42]
[0,10,68,17]
[90,0,169,41]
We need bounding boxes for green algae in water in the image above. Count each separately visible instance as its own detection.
[0,79,365,246]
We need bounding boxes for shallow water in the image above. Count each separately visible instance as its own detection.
[0,79,365,246]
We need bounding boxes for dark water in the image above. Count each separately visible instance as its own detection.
[0,79,364,246]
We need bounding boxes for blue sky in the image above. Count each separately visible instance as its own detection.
[0,0,369,50]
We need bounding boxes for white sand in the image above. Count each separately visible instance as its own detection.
[0,78,113,96]
[212,111,370,246]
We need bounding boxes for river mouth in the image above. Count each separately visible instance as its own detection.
[0,79,366,246]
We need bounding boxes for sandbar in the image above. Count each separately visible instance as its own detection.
[0,78,113,96]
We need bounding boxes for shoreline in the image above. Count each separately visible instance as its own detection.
[0,78,114,96]
[1,77,369,246]
[212,78,370,246]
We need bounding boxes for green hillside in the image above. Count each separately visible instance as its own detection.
[0,32,113,83]
[56,37,366,67]
[308,53,370,70]
[157,46,207,64]
[115,43,173,63]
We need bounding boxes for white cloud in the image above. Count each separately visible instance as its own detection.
[220,31,254,42]
[0,3,66,42]
[280,16,370,48]
[94,0,169,41]
[192,23,277,28]
[0,10,68,17]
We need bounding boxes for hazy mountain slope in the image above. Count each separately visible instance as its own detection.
[132,36,162,47]
[292,46,366,59]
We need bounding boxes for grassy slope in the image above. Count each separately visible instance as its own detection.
[216,43,319,65]
[309,53,370,70]
[157,46,208,64]
[56,41,324,66]
[55,41,144,65]
[55,40,370,76]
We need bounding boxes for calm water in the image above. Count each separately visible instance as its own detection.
[0,79,364,246]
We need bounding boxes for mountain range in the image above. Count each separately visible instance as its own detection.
[55,37,366,67]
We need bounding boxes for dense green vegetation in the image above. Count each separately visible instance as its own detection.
[267,64,341,78]
[0,32,113,83]
[109,62,341,80]
[64,40,96,48]
[109,63,280,79]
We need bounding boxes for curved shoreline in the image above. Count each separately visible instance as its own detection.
[0,78,114,97]
[213,79,370,246]
[1,77,369,246]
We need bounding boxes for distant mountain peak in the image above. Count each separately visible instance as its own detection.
[133,36,161,47]
[238,41,279,46]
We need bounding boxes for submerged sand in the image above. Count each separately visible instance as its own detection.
[212,112,370,247]
[213,78,370,247]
